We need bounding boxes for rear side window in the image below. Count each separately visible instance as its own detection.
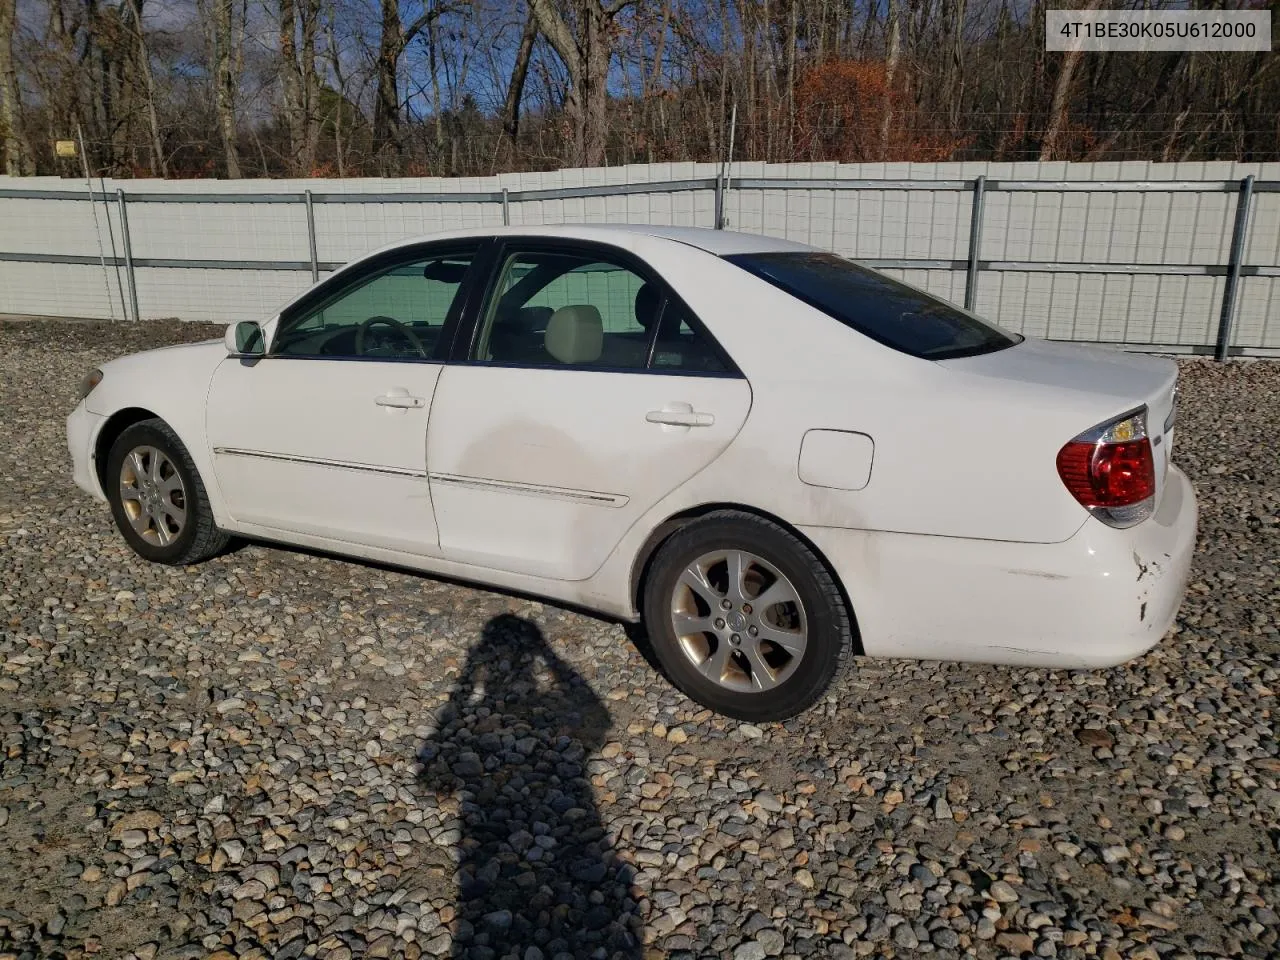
[471,247,733,374]
[726,252,1020,359]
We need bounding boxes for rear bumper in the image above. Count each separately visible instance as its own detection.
[802,465,1198,668]
[67,402,107,501]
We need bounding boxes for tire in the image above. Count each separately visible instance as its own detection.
[105,418,230,565]
[641,511,853,722]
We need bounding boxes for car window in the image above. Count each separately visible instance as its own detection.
[474,251,653,369]
[649,300,728,373]
[725,251,1020,360]
[274,252,475,359]
[472,248,730,374]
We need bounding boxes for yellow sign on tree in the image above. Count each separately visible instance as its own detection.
[54,140,78,158]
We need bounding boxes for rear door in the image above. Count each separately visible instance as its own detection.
[426,239,752,581]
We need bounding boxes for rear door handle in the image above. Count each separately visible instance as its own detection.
[646,403,714,428]
[375,388,425,409]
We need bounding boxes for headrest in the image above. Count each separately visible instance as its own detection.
[634,282,661,329]
[545,305,603,364]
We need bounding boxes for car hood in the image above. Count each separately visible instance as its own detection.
[128,337,224,358]
[100,337,224,372]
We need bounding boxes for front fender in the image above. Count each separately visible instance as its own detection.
[85,340,230,524]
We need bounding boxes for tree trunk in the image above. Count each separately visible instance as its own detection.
[1041,0,1102,160]
[125,0,168,176]
[0,0,34,175]
[278,0,305,173]
[213,0,242,177]
[786,0,797,155]
[326,19,347,176]
[946,0,966,130]
[373,0,403,172]
[582,6,609,166]
[528,0,619,168]
[300,0,320,174]
[428,17,444,168]
[649,0,669,90]
[880,0,900,160]
[47,0,78,162]
[503,11,538,144]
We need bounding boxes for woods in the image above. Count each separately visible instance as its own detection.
[2,0,1278,179]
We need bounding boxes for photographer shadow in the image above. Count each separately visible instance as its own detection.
[416,613,642,959]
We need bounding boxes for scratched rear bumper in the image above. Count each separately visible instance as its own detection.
[799,465,1198,668]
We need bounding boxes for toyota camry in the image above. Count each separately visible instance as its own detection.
[67,224,1198,721]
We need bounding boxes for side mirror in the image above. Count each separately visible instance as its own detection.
[225,321,265,357]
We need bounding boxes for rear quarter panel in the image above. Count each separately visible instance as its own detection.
[619,236,1104,545]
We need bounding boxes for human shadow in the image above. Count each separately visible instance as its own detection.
[417,614,642,960]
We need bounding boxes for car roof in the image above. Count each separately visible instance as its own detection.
[382,223,816,257]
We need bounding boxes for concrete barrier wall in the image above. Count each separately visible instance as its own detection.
[1,160,1277,353]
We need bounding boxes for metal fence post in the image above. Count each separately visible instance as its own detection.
[1214,175,1254,361]
[716,103,737,229]
[115,189,140,323]
[304,190,319,283]
[501,187,510,226]
[964,176,987,312]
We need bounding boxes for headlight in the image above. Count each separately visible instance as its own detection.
[77,368,104,401]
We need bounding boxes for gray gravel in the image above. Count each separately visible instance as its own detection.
[0,319,1276,960]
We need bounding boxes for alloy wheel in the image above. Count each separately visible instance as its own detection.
[118,445,187,547]
[669,549,808,693]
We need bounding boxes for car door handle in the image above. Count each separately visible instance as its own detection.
[646,406,714,428]
[375,390,425,409]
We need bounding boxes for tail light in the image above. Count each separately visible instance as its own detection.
[1056,409,1156,528]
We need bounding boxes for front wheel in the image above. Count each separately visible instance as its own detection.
[105,418,230,565]
[641,511,854,722]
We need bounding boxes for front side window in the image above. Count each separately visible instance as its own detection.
[726,251,1020,360]
[274,251,475,359]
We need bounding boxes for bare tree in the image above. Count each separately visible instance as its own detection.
[7,0,1280,178]
[372,0,459,172]
[527,0,633,166]
[300,0,321,172]
[502,10,538,144]
[0,0,34,175]
[212,0,242,176]
[123,0,169,175]
[879,0,900,158]
[276,0,321,174]
[1041,0,1103,161]
[278,0,304,171]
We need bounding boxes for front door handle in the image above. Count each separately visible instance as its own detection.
[375,388,425,409]
[646,403,714,428]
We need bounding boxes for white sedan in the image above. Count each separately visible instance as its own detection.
[67,224,1198,721]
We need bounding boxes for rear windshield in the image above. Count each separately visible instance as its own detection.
[725,251,1020,360]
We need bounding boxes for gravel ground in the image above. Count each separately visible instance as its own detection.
[0,319,1276,960]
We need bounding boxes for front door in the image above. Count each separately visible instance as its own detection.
[206,243,484,555]
[426,240,752,581]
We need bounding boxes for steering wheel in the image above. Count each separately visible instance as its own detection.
[354,315,427,358]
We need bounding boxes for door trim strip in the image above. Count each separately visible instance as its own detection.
[427,472,628,507]
[213,447,427,479]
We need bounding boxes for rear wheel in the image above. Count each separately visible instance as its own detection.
[641,511,853,721]
[105,419,230,565]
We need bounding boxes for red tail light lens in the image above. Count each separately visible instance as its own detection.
[1056,410,1156,528]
